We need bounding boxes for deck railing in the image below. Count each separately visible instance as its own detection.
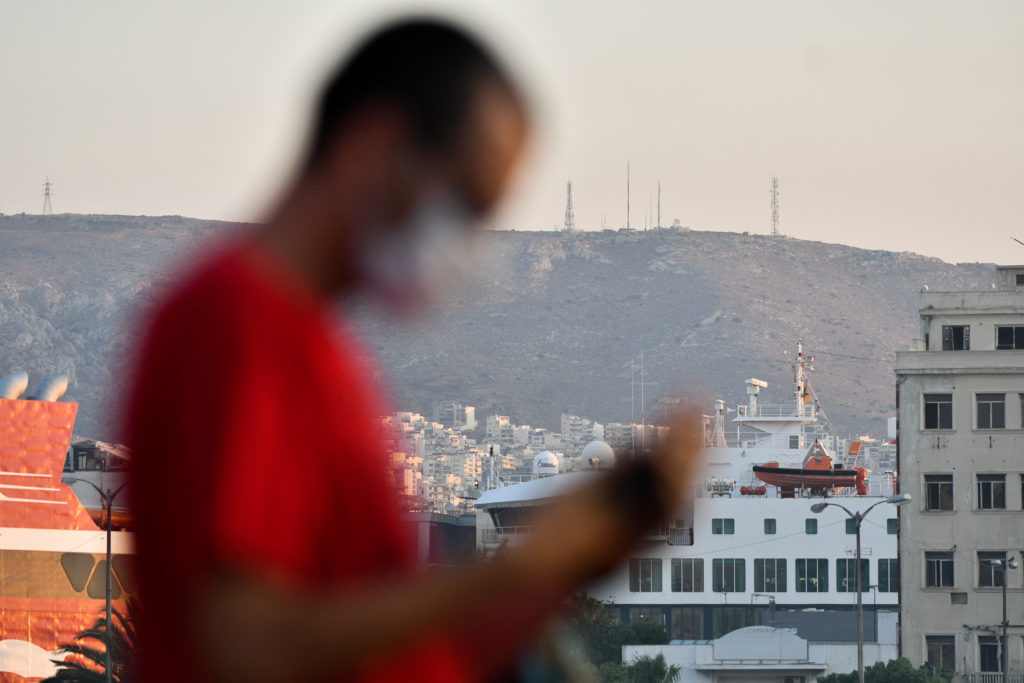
[959,673,1024,683]
[480,526,533,545]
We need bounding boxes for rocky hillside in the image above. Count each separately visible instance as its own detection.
[0,214,995,439]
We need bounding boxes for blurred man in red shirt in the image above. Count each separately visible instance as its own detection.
[126,18,701,683]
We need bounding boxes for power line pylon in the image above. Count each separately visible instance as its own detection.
[563,180,575,232]
[42,178,53,215]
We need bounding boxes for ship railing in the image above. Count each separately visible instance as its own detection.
[667,527,694,546]
[959,674,1024,683]
[723,427,842,452]
[735,404,817,419]
[640,522,694,546]
[480,526,534,546]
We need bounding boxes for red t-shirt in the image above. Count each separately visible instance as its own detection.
[126,239,467,682]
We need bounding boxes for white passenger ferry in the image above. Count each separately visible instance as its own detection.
[476,342,903,650]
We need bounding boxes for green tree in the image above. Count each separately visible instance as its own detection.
[817,658,954,683]
[566,593,671,668]
[45,602,138,683]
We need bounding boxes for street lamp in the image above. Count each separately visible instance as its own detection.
[810,493,911,683]
[63,477,128,683]
[989,555,1018,683]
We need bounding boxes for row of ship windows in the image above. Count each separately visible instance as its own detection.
[631,551,1020,594]
[923,550,1017,589]
[628,557,899,594]
[712,517,898,535]
[922,392,1024,430]
[933,324,1024,351]
[923,473,1024,511]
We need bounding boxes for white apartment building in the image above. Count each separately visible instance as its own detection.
[895,266,1024,679]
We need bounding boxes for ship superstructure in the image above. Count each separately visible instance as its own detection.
[476,343,902,654]
[0,372,133,681]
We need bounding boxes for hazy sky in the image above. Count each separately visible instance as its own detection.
[1,1,1022,264]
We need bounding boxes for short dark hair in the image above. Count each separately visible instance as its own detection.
[306,18,522,166]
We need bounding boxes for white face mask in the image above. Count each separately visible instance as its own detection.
[358,190,479,312]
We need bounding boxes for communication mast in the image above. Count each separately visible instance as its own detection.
[657,182,661,229]
[42,178,53,215]
[563,180,575,232]
[770,176,780,237]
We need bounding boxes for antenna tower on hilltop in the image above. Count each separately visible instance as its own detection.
[563,180,575,232]
[42,178,53,215]
[626,161,631,230]
[657,182,661,229]
[770,176,780,237]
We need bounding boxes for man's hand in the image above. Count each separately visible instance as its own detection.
[510,410,704,590]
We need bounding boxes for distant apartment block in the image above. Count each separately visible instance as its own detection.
[432,401,477,431]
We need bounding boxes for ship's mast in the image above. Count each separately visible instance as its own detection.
[794,339,806,416]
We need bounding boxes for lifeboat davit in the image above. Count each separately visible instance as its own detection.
[752,440,865,494]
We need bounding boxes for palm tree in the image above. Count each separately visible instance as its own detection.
[624,653,682,683]
[45,601,138,683]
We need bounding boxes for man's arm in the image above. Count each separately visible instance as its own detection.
[195,413,703,682]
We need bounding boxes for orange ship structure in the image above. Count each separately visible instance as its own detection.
[0,373,133,681]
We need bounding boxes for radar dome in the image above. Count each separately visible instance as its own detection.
[533,451,560,478]
[581,440,615,469]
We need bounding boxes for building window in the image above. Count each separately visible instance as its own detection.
[836,558,870,593]
[629,558,663,592]
[712,558,745,592]
[671,558,704,592]
[886,518,898,534]
[878,559,899,592]
[976,393,1006,429]
[979,636,1001,672]
[795,558,828,592]
[845,519,857,534]
[942,325,970,351]
[977,474,1006,510]
[754,558,787,592]
[925,635,955,670]
[924,474,954,511]
[995,325,1024,350]
[925,552,954,587]
[628,606,666,625]
[670,607,703,640]
[924,394,953,429]
[978,551,1007,587]
[805,519,818,535]
[789,434,800,449]
[764,518,776,534]
[712,518,735,534]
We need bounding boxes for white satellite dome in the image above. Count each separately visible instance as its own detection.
[581,440,615,469]
[532,451,560,478]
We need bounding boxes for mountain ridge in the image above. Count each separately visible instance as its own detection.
[0,213,994,439]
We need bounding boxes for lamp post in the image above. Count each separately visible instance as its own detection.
[810,493,911,683]
[990,555,1018,683]
[63,477,127,683]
